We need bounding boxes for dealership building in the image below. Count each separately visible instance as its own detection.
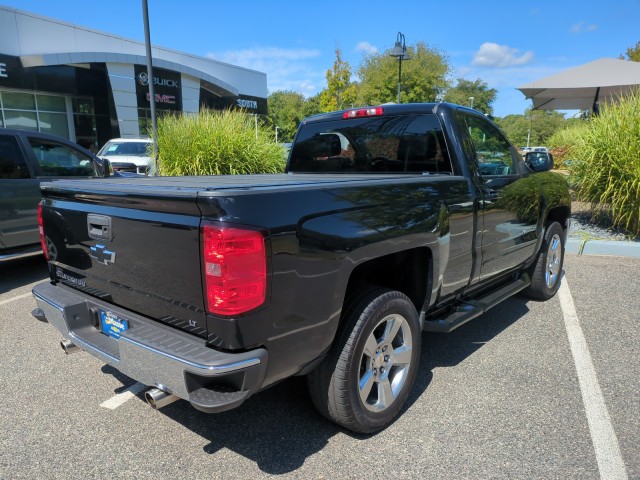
[0,6,268,151]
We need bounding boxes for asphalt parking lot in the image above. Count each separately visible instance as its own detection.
[1,253,638,479]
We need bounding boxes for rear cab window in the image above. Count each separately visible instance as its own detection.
[288,113,452,175]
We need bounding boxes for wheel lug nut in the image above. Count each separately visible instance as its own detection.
[380,367,385,374]
[373,368,378,376]
[382,346,387,352]
[384,355,389,362]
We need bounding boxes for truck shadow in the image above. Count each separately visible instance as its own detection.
[111,296,531,475]
[0,256,49,293]
[147,376,336,474]
[407,296,530,407]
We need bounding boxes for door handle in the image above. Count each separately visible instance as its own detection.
[87,214,113,241]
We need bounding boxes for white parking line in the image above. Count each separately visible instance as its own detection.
[558,280,628,480]
[100,382,147,410]
[0,292,33,306]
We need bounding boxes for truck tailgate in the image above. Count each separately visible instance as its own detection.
[40,178,207,338]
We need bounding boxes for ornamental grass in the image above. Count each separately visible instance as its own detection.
[155,109,286,176]
[548,89,640,236]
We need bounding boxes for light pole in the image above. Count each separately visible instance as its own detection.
[275,125,279,143]
[142,0,158,174]
[389,32,410,103]
[469,96,474,109]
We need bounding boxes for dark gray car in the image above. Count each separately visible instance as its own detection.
[0,128,108,262]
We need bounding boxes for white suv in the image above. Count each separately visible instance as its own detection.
[97,138,153,174]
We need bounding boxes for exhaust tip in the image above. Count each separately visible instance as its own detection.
[145,387,179,410]
[60,339,80,354]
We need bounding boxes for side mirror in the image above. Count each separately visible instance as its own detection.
[525,152,553,172]
[99,158,112,178]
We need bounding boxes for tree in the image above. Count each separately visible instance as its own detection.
[620,41,640,62]
[319,49,357,112]
[356,41,450,106]
[496,109,567,147]
[302,93,322,118]
[443,78,497,115]
[267,90,307,142]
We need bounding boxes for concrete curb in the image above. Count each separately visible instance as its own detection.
[566,238,640,257]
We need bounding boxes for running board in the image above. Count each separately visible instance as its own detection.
[423,275,531,333]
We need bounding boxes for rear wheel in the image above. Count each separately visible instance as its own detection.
[308,288,421,433]
[525,221,565,300]
[45,231,66,261]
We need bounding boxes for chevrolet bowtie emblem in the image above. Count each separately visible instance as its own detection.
[90,244,116,265]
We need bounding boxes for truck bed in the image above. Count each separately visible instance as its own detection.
[40,172,462,345]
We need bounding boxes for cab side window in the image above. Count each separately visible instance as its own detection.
[28,138,95,177]
[0,136,30,179]
[461,114,515,176]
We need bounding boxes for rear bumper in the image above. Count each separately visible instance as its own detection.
[32,281,268,413]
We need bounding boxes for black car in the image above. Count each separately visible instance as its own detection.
[0,128,109,262]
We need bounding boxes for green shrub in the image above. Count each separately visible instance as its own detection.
[547,124,587,169]
[156,109,286,176]
[548,89,640,235]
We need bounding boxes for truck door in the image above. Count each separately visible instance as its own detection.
[456,111,539,281]
[0,134,39,250]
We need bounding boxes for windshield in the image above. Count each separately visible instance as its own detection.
[288,114,452,174]
[98,141,150,157]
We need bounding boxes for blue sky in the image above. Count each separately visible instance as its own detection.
[5,0,640,117]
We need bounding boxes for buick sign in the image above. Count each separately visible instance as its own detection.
[137,71,179,88]
[137,71,149,86]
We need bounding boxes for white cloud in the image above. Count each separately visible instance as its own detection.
[210,47,321,66]
[451,63,566,116]
[571,21,598,33]
[472,42,534,68]
[208,47,323,96]
[355,41,378,55]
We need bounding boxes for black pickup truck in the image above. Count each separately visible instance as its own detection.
[32,103,570,433]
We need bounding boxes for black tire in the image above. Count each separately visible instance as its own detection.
[524,221,565,300]
[44,231,66,261]
[307,287,421,434]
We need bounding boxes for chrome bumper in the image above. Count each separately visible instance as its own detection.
[32,282,267,413]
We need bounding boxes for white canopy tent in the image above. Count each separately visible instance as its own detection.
[518,58,640,111]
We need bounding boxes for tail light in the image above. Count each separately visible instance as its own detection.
[37,204,49,261]
[202,223,266,316]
